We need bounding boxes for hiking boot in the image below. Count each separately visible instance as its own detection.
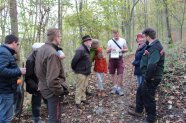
[128,109,143,117]
[111,87,117,94]
[76,104,82,109]
[32,117,45,123]
[117,88,124,96]
[81,100,89,105]
[101,90,106,97]
[96,89,101,97]
[129,104,136,109]
[86,90,93,96]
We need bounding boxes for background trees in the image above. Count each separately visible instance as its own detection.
[0,0,185,73]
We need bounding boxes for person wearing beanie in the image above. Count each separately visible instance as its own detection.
[25,42,46,123]
[132,33,146,86]
[71,35,92,109]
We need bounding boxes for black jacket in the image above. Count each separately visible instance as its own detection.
[25,50,39,94]
[71,44,91,75]
[132,44,146,75]
[0,45,21,94]
[140,39,165,81]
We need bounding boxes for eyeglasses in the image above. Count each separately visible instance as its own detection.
[16,43,20,46]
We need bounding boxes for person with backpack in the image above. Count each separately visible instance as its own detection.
[25,42,46,123]
[107,30,128,96]
[128,28,165,123]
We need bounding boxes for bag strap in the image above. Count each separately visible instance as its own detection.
[112,39,122,49]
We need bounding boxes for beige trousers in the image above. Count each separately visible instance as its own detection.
[75,74,89,104]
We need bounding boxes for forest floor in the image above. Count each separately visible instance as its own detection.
[17,44,186,123]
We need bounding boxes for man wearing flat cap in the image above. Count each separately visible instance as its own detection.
[71,35,92,109]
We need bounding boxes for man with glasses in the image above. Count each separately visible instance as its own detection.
[0,34,26,123]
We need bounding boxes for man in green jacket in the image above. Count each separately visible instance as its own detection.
[129,28,165,123]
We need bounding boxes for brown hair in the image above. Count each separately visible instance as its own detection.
[47,28,60,42]
[112,29,119,34]
[91,39,99,49]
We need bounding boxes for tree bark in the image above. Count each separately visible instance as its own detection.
[8,0,20,65]
[163,0,173,44]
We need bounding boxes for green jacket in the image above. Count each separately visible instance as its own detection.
[90,48,96,63]
[140,39,165,81]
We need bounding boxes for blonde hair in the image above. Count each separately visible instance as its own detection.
[91,39,99,49]
[47,28,60,42]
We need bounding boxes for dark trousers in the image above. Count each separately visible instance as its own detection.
[32,93,47,120]
[47,95,63,123]
[135,79,160,122]
[32,93,42,118]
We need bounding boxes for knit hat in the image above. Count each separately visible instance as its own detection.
[82,35,92,42]
[136,33,143,40]
[32,42,44,50]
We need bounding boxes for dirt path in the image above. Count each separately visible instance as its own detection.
[21,52,186,123]
[58,54,145,123]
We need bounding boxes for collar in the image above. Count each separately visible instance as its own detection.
[45,41,59,50]
[149,39,159,46]
[82,44,90,54]
[2,44,16,55]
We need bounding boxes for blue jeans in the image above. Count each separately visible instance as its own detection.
[136,75,144,86]
[96,72,104,90]
[0,93,14,123]
[47,95,63,123]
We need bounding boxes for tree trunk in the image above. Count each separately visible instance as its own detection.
[144,0,148,28]
[58,0,63,38]
[8,0,20,65]
[163,0,173,44]
[75,0,83,39]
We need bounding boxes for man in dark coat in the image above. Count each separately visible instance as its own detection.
[129,28,165,123]
[71,35,92,109]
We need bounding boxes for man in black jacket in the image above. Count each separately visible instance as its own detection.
[71,35,92,109]
[25,43,45,123]
[128,28,165,123]
[0,34,26,122]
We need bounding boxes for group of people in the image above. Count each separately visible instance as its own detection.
[0,27,164,123]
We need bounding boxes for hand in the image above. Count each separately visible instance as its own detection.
[20,67,26,75]
[107,48,112,53]
[59,55,65,59]
[144,50,149,55]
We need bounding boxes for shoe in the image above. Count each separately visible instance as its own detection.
[81,100,89,105]
[129,104,136,109]
[86,90,93,96]
[116,88,124,96]
[128,109,143,117]
[32,119,45,123]
[111,87,117,94]
[101,90,106,97]
[146,116,157,123]
[76,104,82,109]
